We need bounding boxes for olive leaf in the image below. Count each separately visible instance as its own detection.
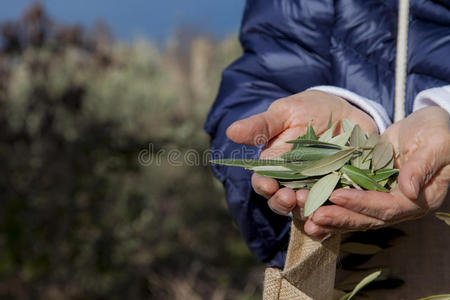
[304,172,340,216]
[254,170,309,180]
[340,242,382,255]
[361,132,380,164]
[285,139,342,149]
[365,132,380,148]
[385,157,395,169]
[372,137,394,170]
[280,179,318,189]
[305,123,318,140]
[210,159,292,169]
[349,125,369,169]
[251,165,295,172]
[435,212,450,226]
[328,130,353,146]
[341,118,355,133]
[319,122,337,142]
[339,270,382,300]
[378,179,389,187]
[340,177,352,186]
[300,148,357,176]
[371,169,399,182]
[336,268,390,291]
[341,165,389,192]
[287,161,315,171]
[292,123,317,150]
[417,294,450,300]
[281,147,341,161]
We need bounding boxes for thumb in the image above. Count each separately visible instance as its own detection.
[226,104,287,145]
[398,144,450,200]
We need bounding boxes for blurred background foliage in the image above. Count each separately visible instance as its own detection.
[0,3,263,299]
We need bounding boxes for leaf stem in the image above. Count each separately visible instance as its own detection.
[342,173,363,190]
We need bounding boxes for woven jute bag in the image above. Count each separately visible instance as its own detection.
[263,212,341,300]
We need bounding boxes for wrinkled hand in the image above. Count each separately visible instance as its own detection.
[226,90,378,215]
[300,107,450,240]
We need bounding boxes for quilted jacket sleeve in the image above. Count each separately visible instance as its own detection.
[204,0,334,268]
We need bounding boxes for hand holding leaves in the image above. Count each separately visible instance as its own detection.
[224,91,378,213]
[213,106,450,240]
[213,115,398,219]
[302,107,450,239]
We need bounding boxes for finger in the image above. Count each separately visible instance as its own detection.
[310,205,384,230]
[303,221,336,240]
[329,188,420,222]
[296,189,308,208]
[252,173,279,199]
[268,187,296,215]
[226,101,288,145]
[397,108,450,199]
[398,147,450,200]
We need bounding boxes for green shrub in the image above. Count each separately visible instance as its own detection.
[0,4,261,299]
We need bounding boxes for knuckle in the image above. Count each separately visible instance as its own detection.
[312,209,329,224]
[276,190,295,210]
[342,213,355,227]
[380,205,398,221]
[268,98,288,111]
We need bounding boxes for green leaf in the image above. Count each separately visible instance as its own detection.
[378,178,389,187]
[341,118,355,133]
[254,170,309,180]
[281,147,341,161]
[349,125,368,169]
[300,148,357,176]
[280,179,318,189]
[320,121,337,142]
[328,130,353,146]
[327,113,333,129]
[340,242,382,255]
[291,124,317,150]
[417,294,450,300]
[336,268,390,291]
[305,123,318,140]
[372,137,394,171]
[341,165,389,192]
[304,172,340,216]
[210,159,313,174]
[339,271,382,300]
[371,169,399,182]
[385,157,395,169]
[365,132,380,148]
[251,165,294,172]
[211,159,282,167]
[285,139,343,149]
[361,132,380,165]
[435,212,450,226]
[285,161,315,172]
[210,159,292,169]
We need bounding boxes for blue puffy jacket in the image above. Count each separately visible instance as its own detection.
[204,0,450,269]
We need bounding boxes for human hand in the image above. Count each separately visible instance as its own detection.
[298,106,450,240]
[226,90,378,215]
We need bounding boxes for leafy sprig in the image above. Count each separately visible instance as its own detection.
[211,117,398,216]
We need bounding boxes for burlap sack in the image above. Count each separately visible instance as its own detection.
[263,213,340,300]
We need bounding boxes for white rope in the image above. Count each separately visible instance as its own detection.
[394,0,410,122]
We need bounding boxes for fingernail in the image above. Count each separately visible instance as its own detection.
[319,233,332,243]
[269,205,289,216]
[329,195,344,203]
[411,176,420,199]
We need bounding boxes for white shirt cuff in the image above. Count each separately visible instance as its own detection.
[308,86,392,133]
[413,85,450,113]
